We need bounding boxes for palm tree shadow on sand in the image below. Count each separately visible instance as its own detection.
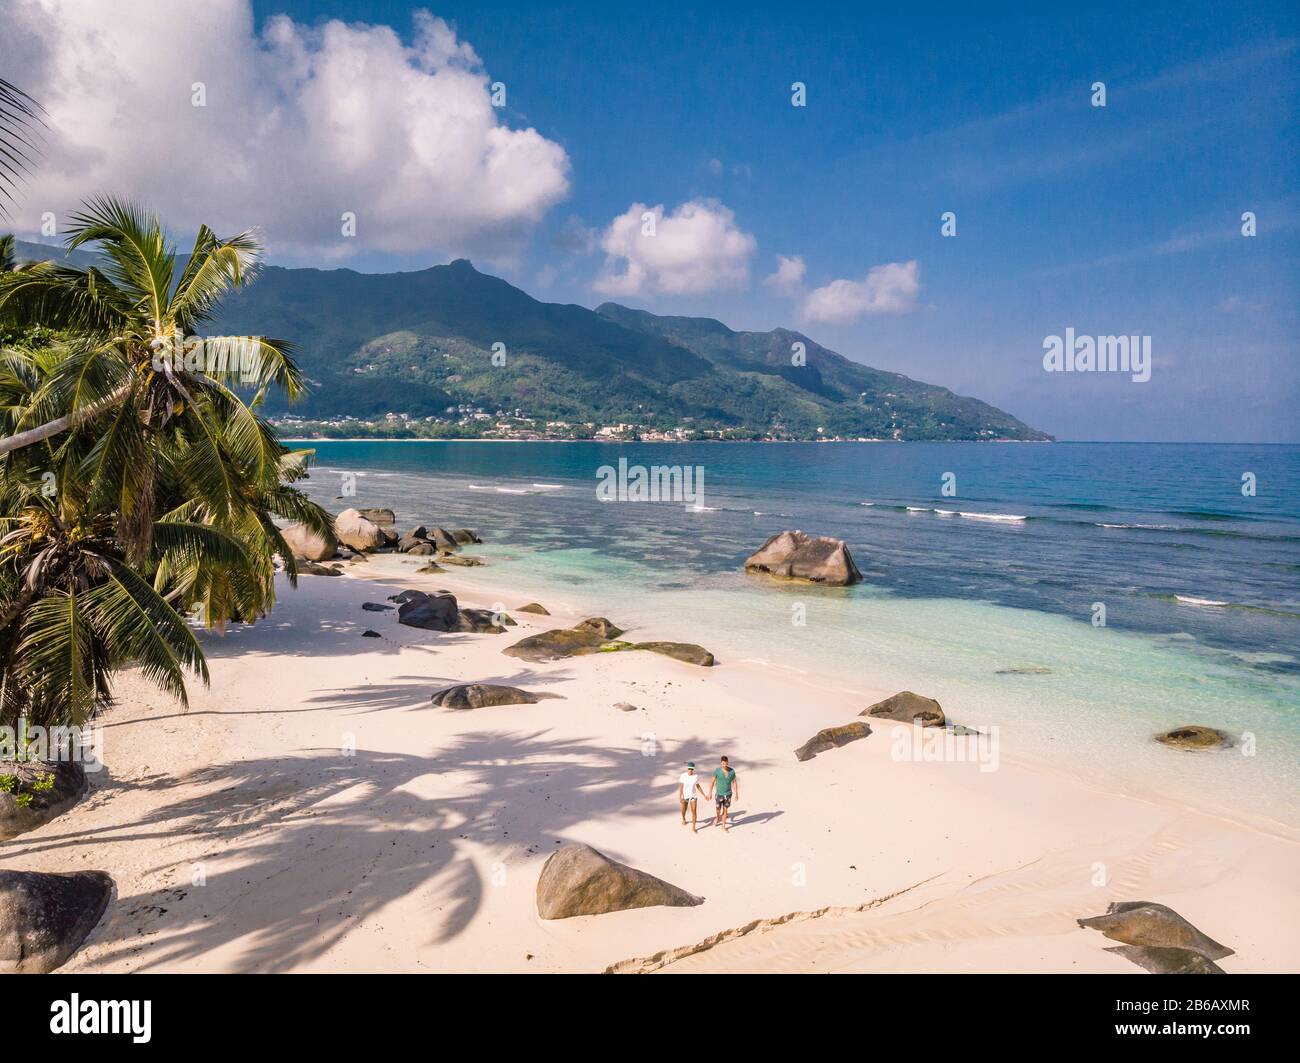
[12,731,770,972]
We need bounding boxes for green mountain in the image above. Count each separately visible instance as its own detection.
[13,242,1050,439]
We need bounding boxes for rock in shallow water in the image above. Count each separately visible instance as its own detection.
[794,722,873,762]
[744,530,861,586]
[0,869,113,973]
[536,844,702,919]
[1154,725,1233,751]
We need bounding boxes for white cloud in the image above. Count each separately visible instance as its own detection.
[801,261,921,323]
[1,1,570,260]
[594,199,757,296]
[763,254,806,295]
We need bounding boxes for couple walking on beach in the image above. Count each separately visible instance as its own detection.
[678,756,739,833]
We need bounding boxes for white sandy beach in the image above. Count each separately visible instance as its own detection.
[3,555,1297,974]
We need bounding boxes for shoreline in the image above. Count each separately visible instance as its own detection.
[4,551,1296,973]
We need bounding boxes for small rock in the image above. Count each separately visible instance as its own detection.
[614,702,640,712]
[1154,726,1233,751]
[794,722,872,762]
[361,630,381,638]
[361,602,392,612]
[1077,901,1233,960]
[431,684,561,710]
[516,603,550,615]
[633,641,715,667]
[0,761,89,841]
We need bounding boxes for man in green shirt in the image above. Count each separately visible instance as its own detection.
[708,755,739,831]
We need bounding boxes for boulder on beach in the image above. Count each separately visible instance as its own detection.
[633,641,715,667]
[356,507,396,525]
[406,542,436,556]
[416,563,444,574]
[361,630,381,638]
[397,591,460,632]
[281,521,337,561]
[503,618,626,662]
[361,602,392,612]
[296,560,343,576]
[430,527,460,550]
[334,508,386,552]
[860,691,945,728]
[794,721,872,762]
[1154,725,1233,751]
[1077,901,1233,960]
[440,554,484,567]
[744,530,861,586]
[431,684,561,710]
[0,869,113,973]
[536,844,702,920]
[1105,945,1225,975]
[457,608,515,634]
[0,761,89,841]
[517,603,550,615]
[453,529,481,544]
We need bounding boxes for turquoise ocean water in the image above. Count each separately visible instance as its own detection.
[287,440,1300,830]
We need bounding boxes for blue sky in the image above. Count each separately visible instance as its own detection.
[6,1,1297,440]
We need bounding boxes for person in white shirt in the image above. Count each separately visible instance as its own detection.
[678,762,705,832]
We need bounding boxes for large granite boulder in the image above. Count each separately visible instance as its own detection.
[1154,726,1232,751]
[297,560,342,576]
[431,684,561,710]
[334,508,386,552]
[281,521,337,561]
[633,641,715,667]
[794,721,873,762]
[1077,901,1233,960]
[430,527,460,550]
[744,530,861,586]
[536,844,702,920]
[405,542,436,556]
[356,507,395,525]
[503,618,627,662]
[860,691,945,728]
[452,529,481,544]
[396,591,460,632]
[0,869,113,973]
[0,761,89,841]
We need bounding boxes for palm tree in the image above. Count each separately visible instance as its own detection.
[0,79,43,220]
[0,199,333,728]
